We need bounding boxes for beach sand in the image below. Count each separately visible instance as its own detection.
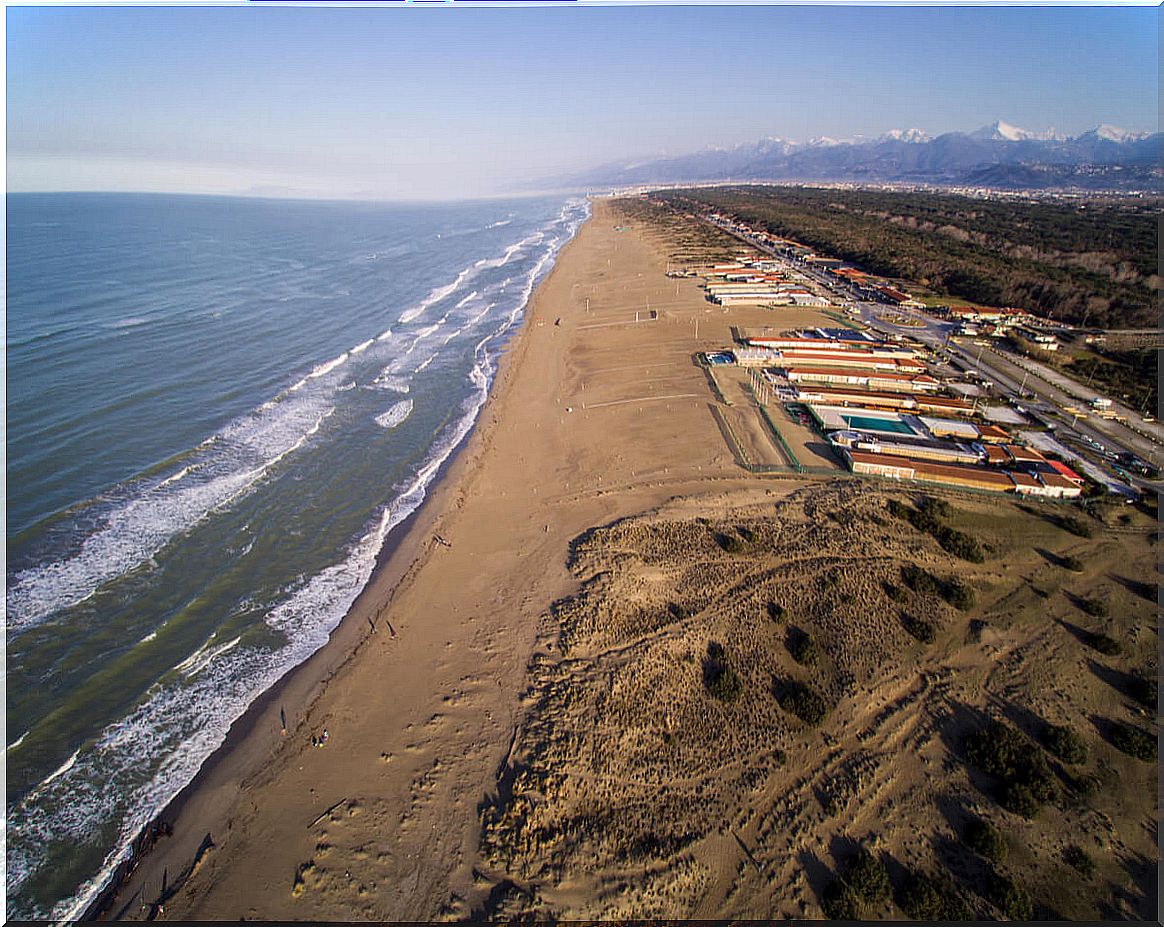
[102,198,1158,922]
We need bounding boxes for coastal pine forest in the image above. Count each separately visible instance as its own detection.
[655,186,1159,331]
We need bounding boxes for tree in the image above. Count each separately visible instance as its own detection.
[788,628,820,666]
[900,612,936,644]
[1063,844,1096,878]
[900,871,971,920]
[965,721,1058,814]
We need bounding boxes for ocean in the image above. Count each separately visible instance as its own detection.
[5,191,589,920]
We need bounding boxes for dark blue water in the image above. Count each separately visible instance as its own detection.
[5,192,588,919]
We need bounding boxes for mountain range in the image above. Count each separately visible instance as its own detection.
[570,121,1162,192]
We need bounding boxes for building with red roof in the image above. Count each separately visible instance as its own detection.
[1047,460,1084,485]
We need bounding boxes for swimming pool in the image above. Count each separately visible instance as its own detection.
[841,414,916,434]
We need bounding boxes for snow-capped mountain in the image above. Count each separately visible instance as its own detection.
[1076,123,1151,144]
[564,120,1161,192]
[879,128,930,144]
[967,120,1064,142]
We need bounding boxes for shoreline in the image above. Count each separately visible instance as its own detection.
[90,211,590,921]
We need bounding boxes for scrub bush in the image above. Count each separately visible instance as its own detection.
[964,818,1007,863]
[846,849,890,903]
[1042,723,1088,764]
[779,681,828,726]
[1110,723,1156,761]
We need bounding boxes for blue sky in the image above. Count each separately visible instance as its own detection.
[6,4,1158,200]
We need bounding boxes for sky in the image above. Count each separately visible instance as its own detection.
[6,4,1159,201]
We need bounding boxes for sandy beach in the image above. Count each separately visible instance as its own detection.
[101,198,1158,922]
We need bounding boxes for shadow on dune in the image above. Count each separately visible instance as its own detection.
[795,847,835,911]
[1106,571,1158,603]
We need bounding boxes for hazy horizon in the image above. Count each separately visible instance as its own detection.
[7,4,1158,201]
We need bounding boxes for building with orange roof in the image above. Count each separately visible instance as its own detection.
[1006,444,1047,465]
[974,424,1011,444]
[842,450,1016,492]
[790,386,973,416]
[1008,472,1044,495]
[1036,472,1083,498]
[982,445,1011,466]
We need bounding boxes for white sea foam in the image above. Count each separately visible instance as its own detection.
[350,338,374,355]
[6,401,338,633]
[8,731,29,752]
[411,323,440,344]
[375,399,413,430]
[474,231,543,272]
[288,351,350,392]
[370,371,410,393]
[398,267,474,323]
[309,352,349,380]
[454,290,479,310]
[157,466,193,488]
[11,447,468,918]
[415,353,438,373]
[37,749,81,794]
[174,636,242,679]
[395,222,561,327]
[338,381,356,392]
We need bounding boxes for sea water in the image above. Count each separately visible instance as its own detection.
[5,191,588,919]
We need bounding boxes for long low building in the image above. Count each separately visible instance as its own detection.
[783,366,941,393]
[789,385,974,416]
[830,431,983,465]
[842,449,1082,496]
[919,416,980,441]
[710,291,826,307]
[975,424,1013,444]
[735,347,783,366]
[1005,470,1083,499]
[748,335,916,358]
[842,449,1020,493]
[1034,472,1084,498]
[767,349,925,372]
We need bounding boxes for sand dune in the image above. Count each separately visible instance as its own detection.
[479,481,1157,920]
